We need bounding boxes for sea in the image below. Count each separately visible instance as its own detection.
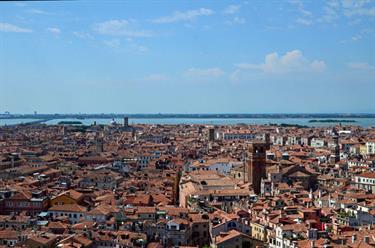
[1,118,375,127]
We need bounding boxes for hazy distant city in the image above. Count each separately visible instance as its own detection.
[1,1,375,248]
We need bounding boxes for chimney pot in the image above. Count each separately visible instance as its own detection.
[310,240,315,248]
[364,236,370,244]
[352,234,356,243]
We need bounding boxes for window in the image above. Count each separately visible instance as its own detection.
[18,201,29,207]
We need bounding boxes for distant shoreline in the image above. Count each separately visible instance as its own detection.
[58,121,83,125]
[309,119,357,123]
[1,116,374,128]
[1,113,375,120]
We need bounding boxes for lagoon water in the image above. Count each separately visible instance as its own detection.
[0,119,42,126]
[1,118,375,127]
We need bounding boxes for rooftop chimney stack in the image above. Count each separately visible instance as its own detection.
[264,133,270,144]
[95,133,104,154]
[310,241,315,248]
[364,236,370,244]
[208,127,215,141]
[11,155,15,169]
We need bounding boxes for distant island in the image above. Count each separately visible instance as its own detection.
[309,119,357,123]
[1,113,375,120]
[58,121,83,125]
[270,123,308,128]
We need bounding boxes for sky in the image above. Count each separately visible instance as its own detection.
[0,0,374,114]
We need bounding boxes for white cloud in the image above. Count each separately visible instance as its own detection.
[226,17,246,25]
[342,0,375,16]
[93,20,151,37]
[311,0,375,31]
[27,8,49,15]
[153,8,213,23]
[130,43,149,53]
[235,50,326,74]
[289,1,316,25]
[310,60,327,72]
[342,0,370,9]
[351,34,362,41]
[317,1,340,23]
[15,3,27,7]
[348,62,375,71]
[224,5,240,15]
[104,39,121,48]
[327,0,340,8]
[289,0,312,16]
[185,67,224,78]
[72,31,94,39]
[319,8,338,23]
[0,23,32,33]
[102,38,149,52]
[341,29,372,43]
[317,0,375,24]
[143,74,168,81]
[345,7,375,16]
[46,27,61,35]
[296,18,313,26]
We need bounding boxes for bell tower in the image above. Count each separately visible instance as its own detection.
[330,128,340,163]
[95,132,104,154]
[247,138,270,194]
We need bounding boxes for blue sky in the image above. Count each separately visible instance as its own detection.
[0,0,374,114]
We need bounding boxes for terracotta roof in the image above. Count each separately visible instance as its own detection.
[215,230,251,244]
[49,204,87,213]
[357,172,375,179]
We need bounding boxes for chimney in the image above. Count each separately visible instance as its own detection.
[310,240,315,248]
[352,234,356,243]
[265,133,270,144]
[11,156,14,168]
[364,236,370,244]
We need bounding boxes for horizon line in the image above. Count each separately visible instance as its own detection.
[2,113,375,116]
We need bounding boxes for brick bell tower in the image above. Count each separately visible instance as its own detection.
[332,127,340,163]
[247,137,270,194]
